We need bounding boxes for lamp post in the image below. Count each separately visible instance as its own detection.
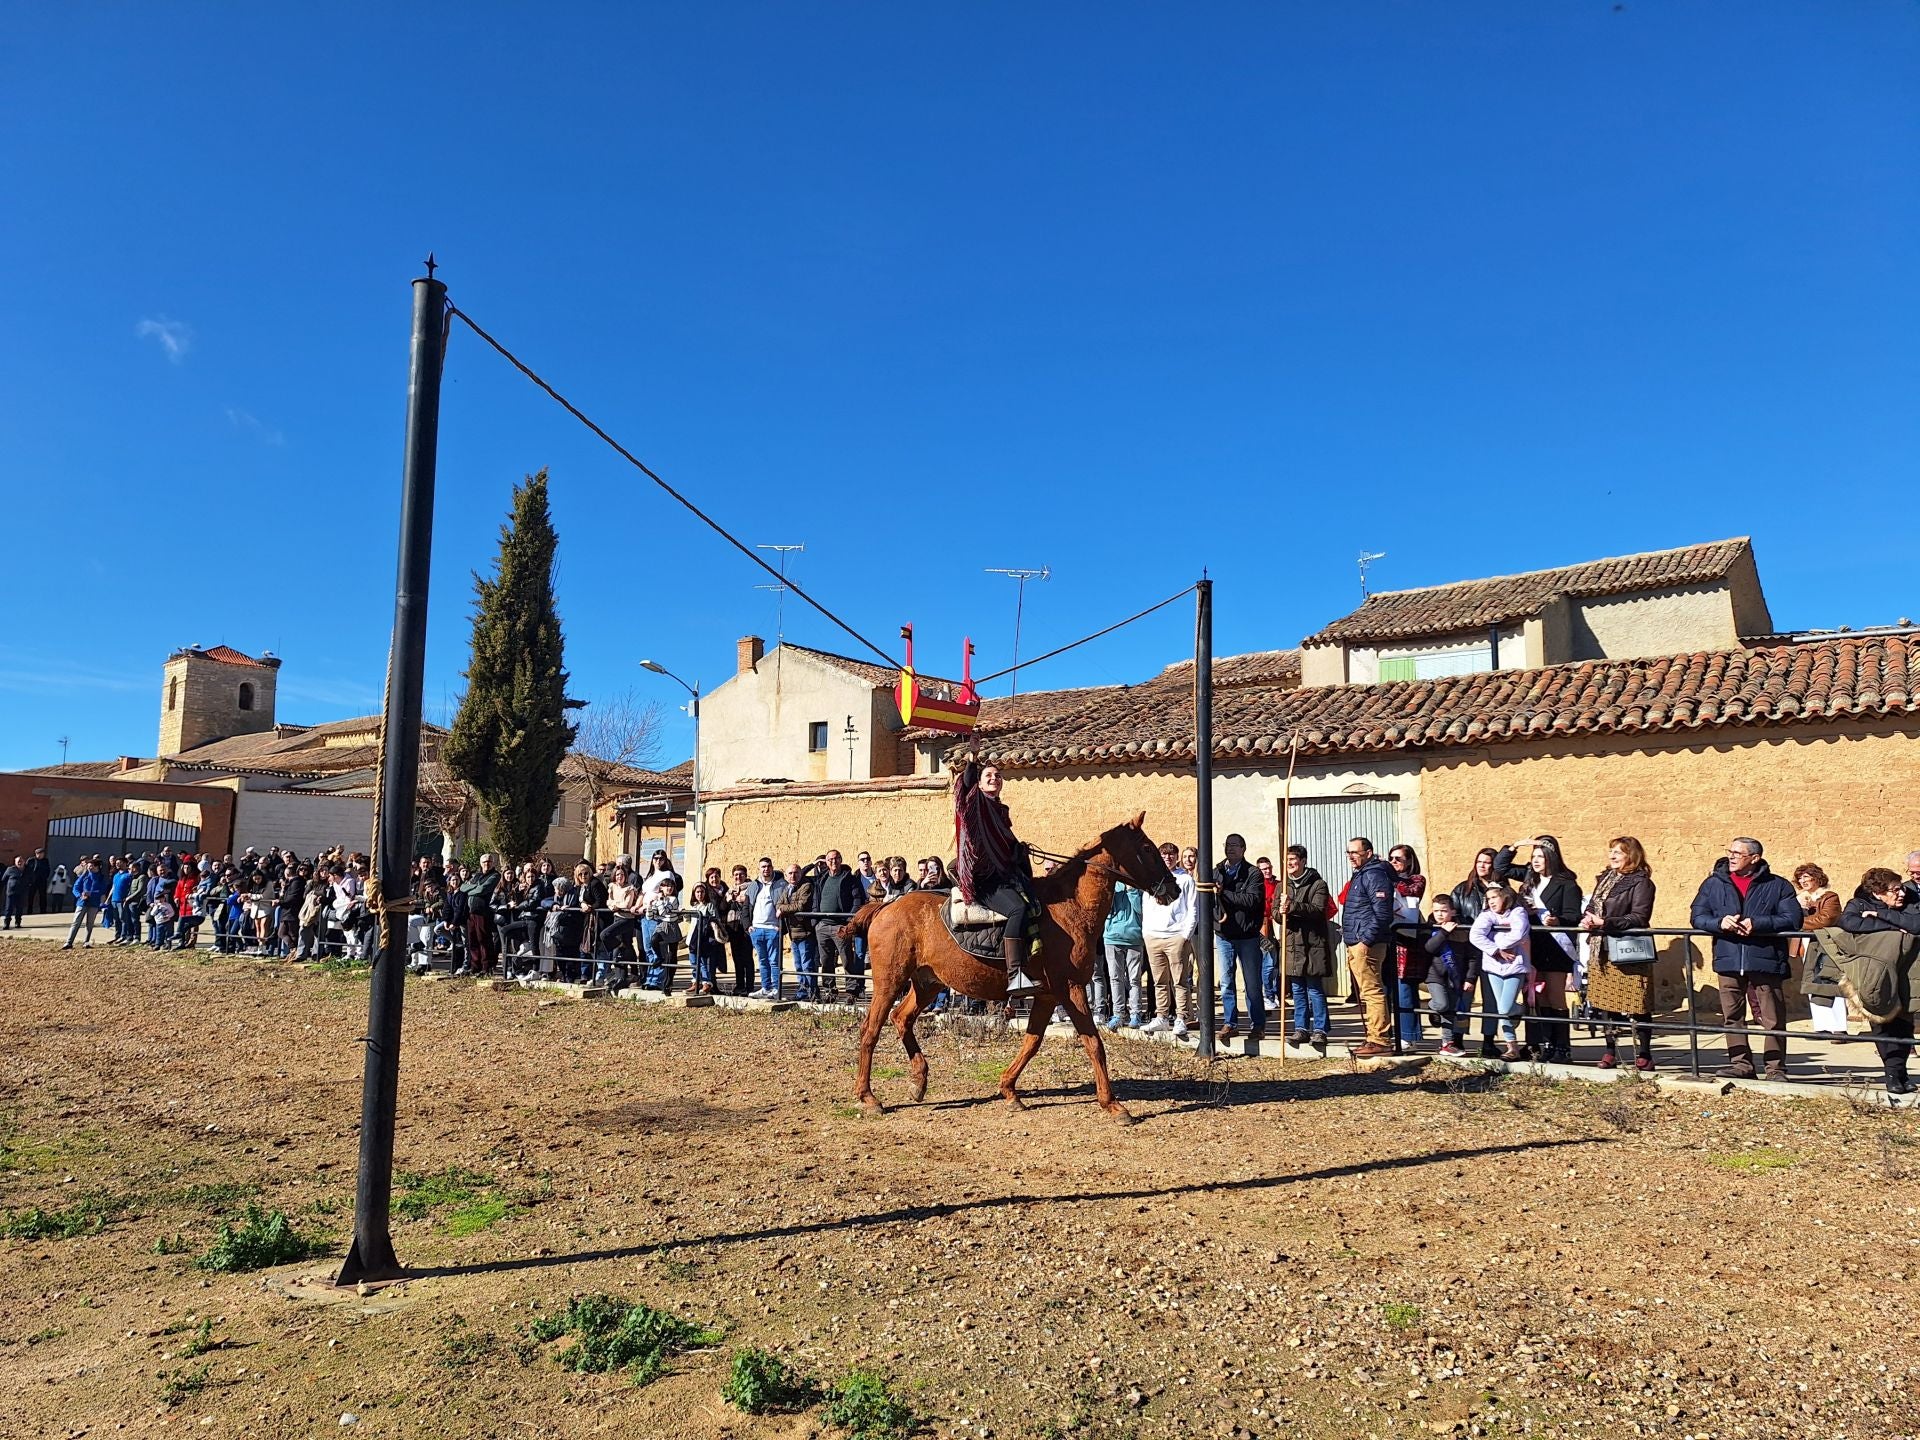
[639,660,700,873]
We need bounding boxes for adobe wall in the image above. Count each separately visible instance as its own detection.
[1419,721,1920,1010]
[701,786,952,875]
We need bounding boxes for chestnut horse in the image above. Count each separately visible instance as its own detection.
[841,813,1178,1121]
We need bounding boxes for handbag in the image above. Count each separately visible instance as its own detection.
[1608,933,1658,966]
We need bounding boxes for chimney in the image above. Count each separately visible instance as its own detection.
[737,636,765,675]
[118,756,142,773]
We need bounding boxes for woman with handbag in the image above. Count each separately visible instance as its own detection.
[1580,836,1659,1071]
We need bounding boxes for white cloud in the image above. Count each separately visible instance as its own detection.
[226,407,286,446]
[136,315,192,363]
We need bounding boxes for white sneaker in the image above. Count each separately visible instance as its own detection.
[1139,1016,1170,1035]
[1172,1020,1191,1040]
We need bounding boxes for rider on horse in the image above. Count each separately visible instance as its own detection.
[953,758,1042,999]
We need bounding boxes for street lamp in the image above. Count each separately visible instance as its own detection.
[639,660,700,872]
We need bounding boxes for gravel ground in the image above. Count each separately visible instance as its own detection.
[1,935,1917,1440]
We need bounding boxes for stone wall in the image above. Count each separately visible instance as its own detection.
[159,655,277,756]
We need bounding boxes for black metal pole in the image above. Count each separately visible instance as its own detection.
[336,268,447,1286]
[1193,578,1216,1060]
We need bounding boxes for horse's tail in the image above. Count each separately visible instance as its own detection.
[838,900,885,943]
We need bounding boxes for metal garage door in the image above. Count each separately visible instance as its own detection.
[1280,795,1399,884]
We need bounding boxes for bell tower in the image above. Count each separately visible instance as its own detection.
[158,645,281,756]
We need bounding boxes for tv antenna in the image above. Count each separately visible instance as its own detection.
[755,543,805,682]
[1358,551,1387,599]
[985,565,1050,696]
[58,735,70,768]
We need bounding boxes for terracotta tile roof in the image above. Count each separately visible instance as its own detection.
[16,760,124,779]
[703,774,952,803]
[981,635,1915,769]
[1304,539,1754,646]
[201,645,274,668]
[1156,649,1302,689]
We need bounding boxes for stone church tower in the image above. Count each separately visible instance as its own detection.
[158,645,282,756]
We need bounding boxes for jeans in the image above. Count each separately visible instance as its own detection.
[751,927,782,992]
[645,936,678,992]
[1098,942,1142,1022]
[1217,934,1265,1035]
[1394,978,1424,1046]
[1486,972,1525,1043]
[1261,941,1278,1002]
[792,933,819,999]
[1288,977,1330,1034]
[64,904,100,946]
[1425,977,1456,1045]
[1,895,22,928]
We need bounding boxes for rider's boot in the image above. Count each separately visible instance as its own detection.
[1001,934,1042,1000]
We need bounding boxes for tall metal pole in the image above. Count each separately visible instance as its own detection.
[1193,577,1217,1060]
[688,684,700,874]
[337,266,447,1287]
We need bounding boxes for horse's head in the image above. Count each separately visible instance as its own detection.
[1091,811,1180,905]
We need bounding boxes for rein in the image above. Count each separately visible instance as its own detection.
[1026,843,1136,888]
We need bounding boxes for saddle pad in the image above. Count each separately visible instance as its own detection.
[946,896,1004,928]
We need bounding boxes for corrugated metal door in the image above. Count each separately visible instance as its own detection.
[1282,796,1400,990]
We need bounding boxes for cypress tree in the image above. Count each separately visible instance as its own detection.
[443,468,580,863]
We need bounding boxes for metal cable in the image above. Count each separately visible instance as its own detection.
[445,302,901,669]
[970,585,1196,686]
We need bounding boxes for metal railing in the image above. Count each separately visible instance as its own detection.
[1370,921,1914,1082]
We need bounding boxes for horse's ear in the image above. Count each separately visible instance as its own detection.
[1131,811,1146,828]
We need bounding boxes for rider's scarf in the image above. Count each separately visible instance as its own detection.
[953,761,1020,905]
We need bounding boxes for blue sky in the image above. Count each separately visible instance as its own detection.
[2,3,1915,772]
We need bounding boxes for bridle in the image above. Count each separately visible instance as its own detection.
[1028,840,1166,893]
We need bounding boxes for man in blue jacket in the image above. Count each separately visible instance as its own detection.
[1342,837,1397,1058]
[62,858,106,948]
[1690,837,1802,1080]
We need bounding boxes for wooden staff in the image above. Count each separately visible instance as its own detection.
[1277,734,1299,1070]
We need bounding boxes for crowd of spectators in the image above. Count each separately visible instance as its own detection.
[20,826,1919,1095]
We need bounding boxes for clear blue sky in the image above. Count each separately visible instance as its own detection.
[2,3,1915,772]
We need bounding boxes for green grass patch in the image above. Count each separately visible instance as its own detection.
[196,1203,321,1272]
[721,1347,822,1414]
[1,1192,127,1240]
[1708,1149,1798,1173]
[965,1059,1006,1085]
[0,1123,101,1177]
[872,1066,905,1081]
[1381,1302,1422,1330]
[444,1197,510,1236]
[527,1294,720,1386]
[178,1317,222,1358]
[314,955,372,979]
[826,1369,921,1439]
[159,1362,212,1407]
[24,1325,64,1345]
[169,1180,261,1210]
[153,1232,191,1255]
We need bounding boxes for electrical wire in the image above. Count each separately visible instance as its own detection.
[971,585,1196,686]
[445,301,901,669]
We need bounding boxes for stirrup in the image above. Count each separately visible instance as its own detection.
[1004,965,1042,1000]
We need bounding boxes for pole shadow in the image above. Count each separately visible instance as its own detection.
[411,1134,1602,1282]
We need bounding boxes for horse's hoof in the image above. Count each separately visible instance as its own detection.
[1103,1103,1136,1126]
[909,1081,927,1104]
[1000,1092,1027,1112]
[859,1096,886,1116]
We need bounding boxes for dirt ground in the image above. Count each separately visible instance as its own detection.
[3,937,1917,1440]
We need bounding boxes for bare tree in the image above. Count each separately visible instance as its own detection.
[567,690,669,864]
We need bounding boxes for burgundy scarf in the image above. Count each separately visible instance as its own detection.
[953,762,1018,903]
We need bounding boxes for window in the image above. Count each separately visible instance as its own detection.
[1378,648,1492,682]
[808,721,829,752]
[238,683,255,711]
[167,677,179,712]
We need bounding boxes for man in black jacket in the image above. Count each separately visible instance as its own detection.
[24,849,50,914]
[1213,834,1269,1052]
[1690,837,1802,1080]
[813,849,867,1000]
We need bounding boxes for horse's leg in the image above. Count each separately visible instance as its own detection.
[997,991,1054,1111]
[897,974,935,1102]
[1061,977,1132,1123]
[855,945,913,1115]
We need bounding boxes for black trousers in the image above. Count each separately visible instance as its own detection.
[1873,1015,1914,1080]
[972,877,1032,936]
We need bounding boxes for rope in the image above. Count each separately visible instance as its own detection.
[971,585,1195,686]
[445,302,900,670]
